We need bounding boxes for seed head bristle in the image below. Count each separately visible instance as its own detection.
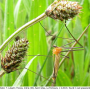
[1,38,29,73]
[45,0,82,21]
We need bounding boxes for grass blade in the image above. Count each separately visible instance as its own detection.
[56,69,72,86]
[13,55,38,86]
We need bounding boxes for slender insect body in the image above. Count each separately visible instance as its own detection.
[52,52,60,84]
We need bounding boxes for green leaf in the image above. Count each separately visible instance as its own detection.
[22,0,32,16]
[14,0,22,26]
[56,69,72,86]
[3,0,14,86]
[84,51,90,78]
[81,73,89,86]
[73,17,84,86]
[13,55,38,86]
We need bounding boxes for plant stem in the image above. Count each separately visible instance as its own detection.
[59,24,90,68]
[0,70,5,78]
[0,13,47,52]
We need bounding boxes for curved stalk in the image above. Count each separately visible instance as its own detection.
[0,13,47,52]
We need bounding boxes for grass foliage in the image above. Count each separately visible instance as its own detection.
[0,0,90,86]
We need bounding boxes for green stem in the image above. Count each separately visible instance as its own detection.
[0,13,47,52]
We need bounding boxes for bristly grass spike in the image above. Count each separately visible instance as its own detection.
[45,0,82,21]
[1,38,29,73]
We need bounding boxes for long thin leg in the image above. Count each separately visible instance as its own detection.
[65,20,83,48]
[39,22,74,40]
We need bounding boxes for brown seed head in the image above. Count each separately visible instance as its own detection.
[45,0,82,21]
[1,38,29,73]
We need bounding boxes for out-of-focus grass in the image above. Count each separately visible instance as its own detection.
[0,0,90,86]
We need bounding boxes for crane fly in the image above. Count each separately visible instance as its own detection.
[35,22,84,85]
[52,45,84,86]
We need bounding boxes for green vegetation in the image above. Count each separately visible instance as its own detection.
[0,0,90,86]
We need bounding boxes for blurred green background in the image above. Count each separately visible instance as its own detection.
[0,0,90,86]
